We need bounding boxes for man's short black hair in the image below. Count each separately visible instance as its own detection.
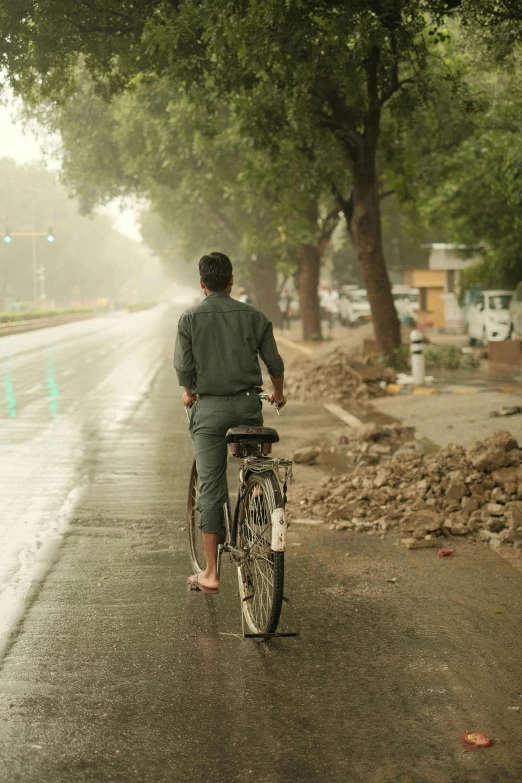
[199,252,233,292]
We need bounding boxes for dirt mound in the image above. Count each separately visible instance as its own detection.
[292,429,522,551]
[286,349,395,403]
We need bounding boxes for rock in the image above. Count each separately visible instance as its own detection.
[461,496,479,513]
[483,503,505,516]
[311,488,330,502]
[400,510,442,533]
[447,469,465,482]
[446,481,467,501]
[374,469,388,488]
[468,447,511,472]
[368,443,392,456]
[451,522,468,536]
[491,466,522,488]
[484,516,505,533]
[478,529,495,541]
[401,537,440,549]
[505,501,522,530]
[490,487,508,503]
[489,536,504,549]
[292,446,321,465]
[485,430,518,451]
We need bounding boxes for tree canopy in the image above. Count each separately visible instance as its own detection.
[1,1,521,344]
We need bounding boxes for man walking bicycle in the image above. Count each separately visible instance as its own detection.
[174,252,286,594]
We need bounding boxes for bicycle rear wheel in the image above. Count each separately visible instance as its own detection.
[187,460,205,573]
[237,471,285,638]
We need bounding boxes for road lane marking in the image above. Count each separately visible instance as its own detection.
[24,384,43,395]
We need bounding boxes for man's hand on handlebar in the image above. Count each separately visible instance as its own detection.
[182,391,197,408]
[267,393,287,410]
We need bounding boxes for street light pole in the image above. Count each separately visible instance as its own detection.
[32,207,37,304]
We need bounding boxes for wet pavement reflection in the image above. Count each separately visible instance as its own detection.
[0,310,521,782]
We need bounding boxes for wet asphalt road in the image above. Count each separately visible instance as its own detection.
[1,306,522,783]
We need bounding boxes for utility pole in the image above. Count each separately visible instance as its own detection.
[36,265,46,303]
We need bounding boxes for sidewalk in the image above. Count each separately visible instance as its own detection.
[372,389,522,448]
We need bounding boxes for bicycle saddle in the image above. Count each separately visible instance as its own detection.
[225,426,279,443]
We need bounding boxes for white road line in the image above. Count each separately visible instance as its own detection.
[323,403,364,429]
[62,369,74,376]
[24,384,43,395]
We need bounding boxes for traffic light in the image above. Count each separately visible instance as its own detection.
[3,228,11,243]
[46,227,55,243]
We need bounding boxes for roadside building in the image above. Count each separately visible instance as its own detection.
[402,244,481,329]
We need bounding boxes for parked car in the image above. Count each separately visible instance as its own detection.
[392,285,419,318]
[339,288,372,326]
[510,282,522,341]
[467,290,513,345]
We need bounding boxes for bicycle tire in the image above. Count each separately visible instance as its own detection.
[237,471,285,638]
[187,460,205,573]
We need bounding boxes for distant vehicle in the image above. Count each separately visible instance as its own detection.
[510,282,522,341]
[339,288,371,326]
[392,285,419,318]
[467,290,513,345]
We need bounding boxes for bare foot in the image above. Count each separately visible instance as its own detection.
[188,572,220,594]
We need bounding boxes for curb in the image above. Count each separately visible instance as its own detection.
[0,312,96,337]
[385,383,521,396]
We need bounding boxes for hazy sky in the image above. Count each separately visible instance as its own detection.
[0,101,142,241]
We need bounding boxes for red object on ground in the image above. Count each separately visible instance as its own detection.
[461,732,493,748]
[437,548,456,557]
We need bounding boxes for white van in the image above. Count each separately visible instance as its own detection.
[467,290,513,345]
[339,288,371,326]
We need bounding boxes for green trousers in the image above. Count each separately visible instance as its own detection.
[190,391,263,534]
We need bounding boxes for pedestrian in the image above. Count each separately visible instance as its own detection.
[174,252,286,594]
[321,286,340,331]
[278,288,293,334]
[237,286,253,305]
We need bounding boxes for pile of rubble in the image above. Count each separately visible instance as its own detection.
[293,429,522,550]
[286,350,394,403]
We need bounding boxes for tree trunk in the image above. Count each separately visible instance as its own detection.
[295,243,322,340]
[347,159,401,356]
[250,254,279,323]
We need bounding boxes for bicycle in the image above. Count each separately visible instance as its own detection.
[187,393,293,640]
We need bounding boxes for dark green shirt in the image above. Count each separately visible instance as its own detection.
[174,292,285,395]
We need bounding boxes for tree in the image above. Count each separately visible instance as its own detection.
[28,69,339,332]
[3,0,513,352]
[414,44,522,290]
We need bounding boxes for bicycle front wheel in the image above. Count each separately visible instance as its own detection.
[187,460,205,573]
[237,471,285,637]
